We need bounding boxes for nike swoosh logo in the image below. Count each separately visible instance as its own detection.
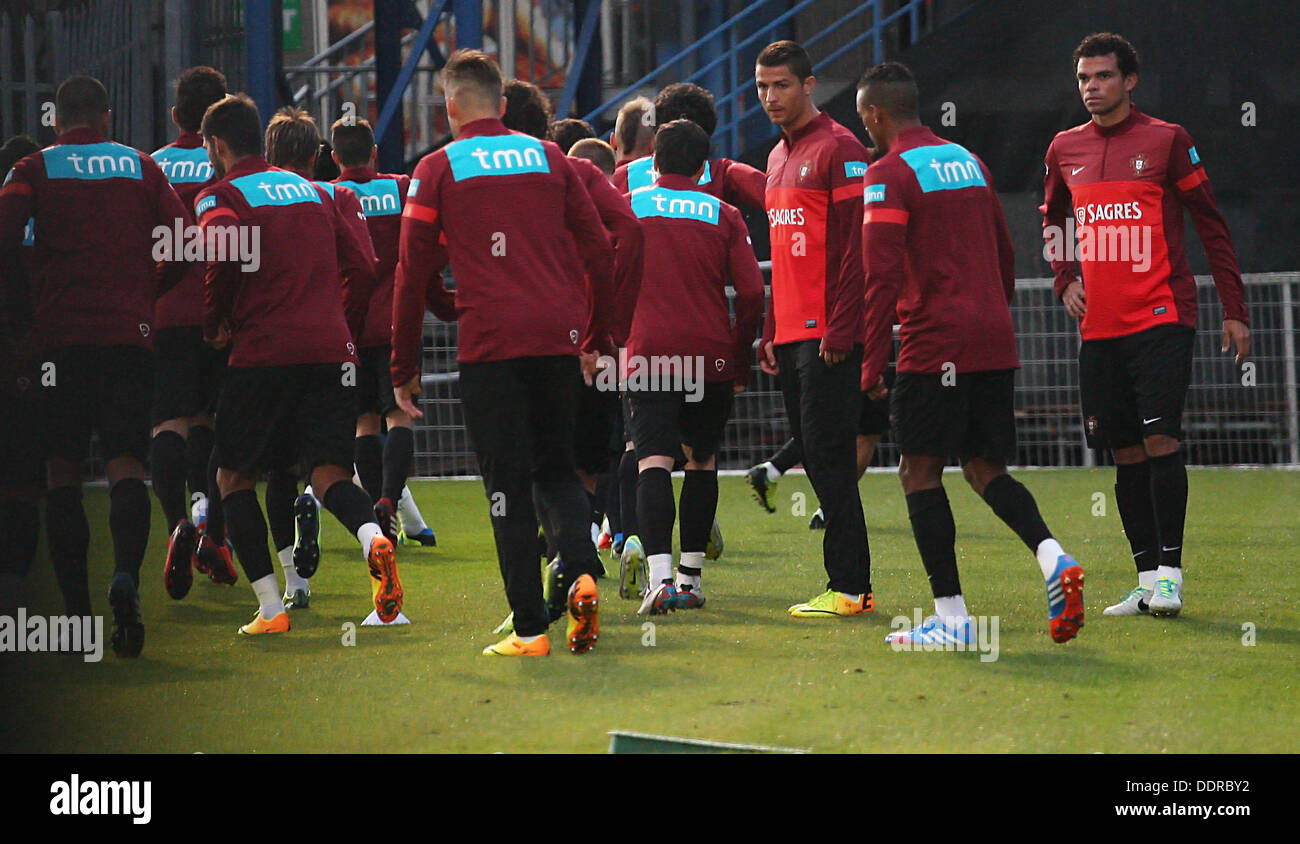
[1143,417,1161,424]
[1071,166,1086,175]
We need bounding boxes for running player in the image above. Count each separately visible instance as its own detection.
[610,97,655,177]
[0,75,191,656]
[196,94,397,635]
[755,41,875,618]
[1042,33,1249,618]
[624,119,764,615]
[392,50,616,657]
[550,118,596,155]
[149,66,235,599]
[858,62,1085,646]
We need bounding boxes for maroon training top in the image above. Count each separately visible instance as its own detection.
[391,117,615,383]
[334,165,410,348]
[150,130,216,330]
[0,127,190,353]
[612,155,767,211]
[194,156,375,368]
[568,155,644,347]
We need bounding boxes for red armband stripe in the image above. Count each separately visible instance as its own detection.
[402,203,438,224]
[831,183,862,204]
[863,208,910,225]
[1176,169,1207,192]
[0,181,32,197]
[199,208,239,225]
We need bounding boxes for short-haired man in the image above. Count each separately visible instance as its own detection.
[196,94,395,635]
[611,97,656,174]
[392,50,616,656]
[568,138,615,176]
[550,118,596,155]
[755,41,875,618]
[0,75,191,656]
[1042,33,1249,618]
[502,79,554,142]
[624,119,764,614]
[859,62,1085,646]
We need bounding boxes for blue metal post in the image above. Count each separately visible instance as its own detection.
[375,0,404,173]
[246,0,277,128]
[453,0,482,50]
[557,0,602,120]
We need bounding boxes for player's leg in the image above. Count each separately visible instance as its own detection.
[0,364,43,619]
[150,326,202,599]
[188,339,225,538]
[460,359,550,656]
[747,436,798,515]
[39,347,94,618]
[354,412,383,504]
[616,405,645,596]
[1129,325,1196,617]
[572,383,617,571]
[627,388,681,615]
[194,440,238,585]
[265,466,310,608]
[675,381,733,609]
[785,342,872,617]
[394,483,436,546]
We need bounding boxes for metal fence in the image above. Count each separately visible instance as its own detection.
[410,271,1300,476]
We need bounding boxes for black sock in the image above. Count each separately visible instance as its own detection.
[769,436,803,475]
[323,479,375,539]
[906,487,961,599]
[604,459,622,535]
[186,425,214,499]
[109,477,151,584]
[0,500,40,586]
[619,449,638,537]
[354,434,383,503]
[981,473,1052,553]
[1115,460,1158,573]
[678,469,717,553]
[150,430,189,530]
[46,487,91,616]
[222,488,274,582]
[534,494,557,559]
[635,467,675,558]
[1148,451,1188,568]
[205,446,225,543]
[381,426,414,504]
[264,469,298,552]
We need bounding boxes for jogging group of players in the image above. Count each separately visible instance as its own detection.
[0,30,1249,658]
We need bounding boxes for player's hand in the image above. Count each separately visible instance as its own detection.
[205,321,231,349]
[733,382,746,395]
[759,341,779,376]
[1222,319,1251,367]
[819,338,846,366]
[1062,280,1086,321]
[579,350,603,387]
[866,376,888,401]
[394,376,423,419]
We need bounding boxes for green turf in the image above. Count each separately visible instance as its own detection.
[1,469,1296,753]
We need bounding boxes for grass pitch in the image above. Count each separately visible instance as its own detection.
[1,469,1296,754]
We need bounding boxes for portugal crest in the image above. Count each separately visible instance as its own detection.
[1128,153,1148,175]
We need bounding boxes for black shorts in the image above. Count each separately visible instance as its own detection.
[357,344,401,417]
[215,362,358,476]
[151,325,227,424]
[892,369,1017,462]
[574,382,620,476]
[1079,324,1195,450]
[0,362,44,488]
[39,344,153,464]
[859,390,890,437]
[626,381,734,464]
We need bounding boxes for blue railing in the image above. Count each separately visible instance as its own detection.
[581,0,929,160]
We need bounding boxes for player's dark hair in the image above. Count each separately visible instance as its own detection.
[1073,32,1140,78]
[55,75,110,128]
[756,40,813,82]
[313,141,341,180]
[568,138,615,176]
[615,97,654,154]
[330,117,375,167]
[857,61,919,120]
[200,94,263,158]
[653,119,709,178]
[654,82,717,137]
[265,106,320,170]
[174,66,227,134]
[443,49,503,107]
[0,134,39,182]
[549,118,595,154]
[502,79,553,140]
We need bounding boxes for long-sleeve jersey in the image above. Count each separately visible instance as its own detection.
[1041,107,1247,340]
[391,118,615,384]
[194,156,375,368]
[150,130,216,330]
[612,155,767,211]
[0,127,190,354]
[334,165,410,348]
[624,174,764,387]
[763,111,870,352]
[311,179,379,343]
[861,126,1019,388]
[569,155,644,347]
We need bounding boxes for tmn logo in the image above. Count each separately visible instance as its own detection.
[50,774,151,824]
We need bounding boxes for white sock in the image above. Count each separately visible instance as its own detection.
[1138,570,1157,591]
[304,484,319,504]
[676,551,704,590]
[357,522,383,557]
[396,485,427,532]
[763,461,781,482]
[934,595,968,620]
[190,492,208,524]
[1034,537,1066,580]
[648,553,673,587]
[813,507,824,519]
[1156,565,1182,587]
[278,546,309,592]
[250,573,285,619]
[517,634,541,643]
